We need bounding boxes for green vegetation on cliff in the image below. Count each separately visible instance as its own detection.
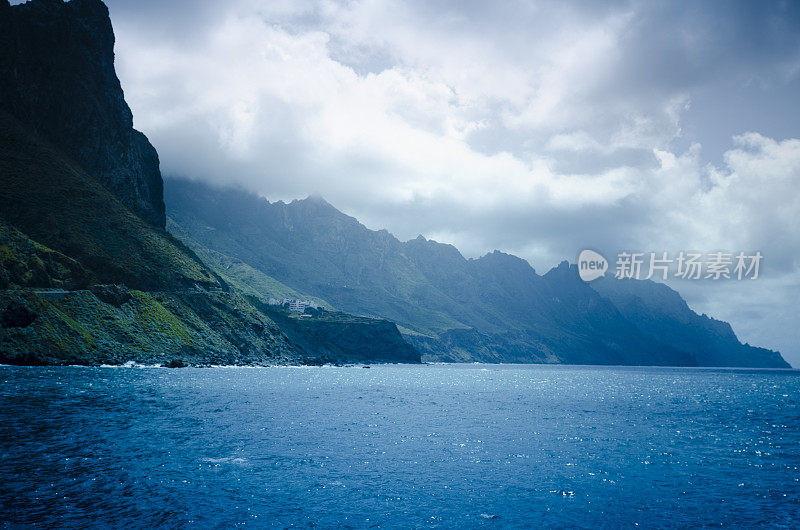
[0,221,90,291]
[167,218,330,307]
[0,289,300,366]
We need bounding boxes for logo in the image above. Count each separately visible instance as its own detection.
[576,249,763,282]
[578,249,608,282]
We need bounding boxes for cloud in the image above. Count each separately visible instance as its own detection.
[113,2,641,213]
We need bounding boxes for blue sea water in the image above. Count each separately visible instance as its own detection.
[1,364,799,529]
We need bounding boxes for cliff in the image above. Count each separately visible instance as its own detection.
[257,305,421,364]
[591,277,789,368]
[0,0,165,227]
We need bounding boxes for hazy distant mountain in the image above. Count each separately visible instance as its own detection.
[165,178,788,367]
[591,277,787,367]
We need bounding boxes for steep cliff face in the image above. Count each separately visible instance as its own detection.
[0,112,218,291]
[258,306,421,365]
[591,277,789,368]
[0,0,165,227]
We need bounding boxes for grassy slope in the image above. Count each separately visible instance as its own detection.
[169,218,420,364]
[0,112,217,290]
[0,220,91,290]
[167,218,331,307]
[0,289,298,366]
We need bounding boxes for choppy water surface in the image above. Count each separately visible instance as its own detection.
[1,364,799,528]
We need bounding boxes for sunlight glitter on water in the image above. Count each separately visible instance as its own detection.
[1,363,799,528]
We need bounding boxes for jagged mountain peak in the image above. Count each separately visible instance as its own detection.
[472,250,537,276]
[302,192,331,205]
[543,260,575,279]
[403,234,466,263]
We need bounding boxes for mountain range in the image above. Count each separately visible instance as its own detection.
[165,178,788,367]
[0,0,789,368]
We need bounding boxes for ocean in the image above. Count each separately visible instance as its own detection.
[1,364,798,528]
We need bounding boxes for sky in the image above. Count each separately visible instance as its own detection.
[89,0,800,365]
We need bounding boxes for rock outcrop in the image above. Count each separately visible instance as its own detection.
[261,305,421,364]
[89,284,131,307]
[0,0,165,227]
